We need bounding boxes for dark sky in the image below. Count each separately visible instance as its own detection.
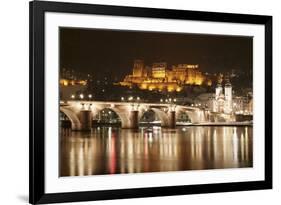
[60,27,252,80]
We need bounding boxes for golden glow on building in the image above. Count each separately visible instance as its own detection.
[120,61,209,92]
[60,79,87,86]
[152,62,167,78]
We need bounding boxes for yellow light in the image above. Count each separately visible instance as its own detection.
[167,85,175,92]
[148,85,156,91]
[60,79,69,86]
[79,80,87,85]
[79,94,84,99]
[140,83,148,89]
[176,87,182,92]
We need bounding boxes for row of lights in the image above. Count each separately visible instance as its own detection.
[160,98,177,103]
[101,110,112,114]
[191,103,201,107]
[121,96,141,101]
[71,94,92,100]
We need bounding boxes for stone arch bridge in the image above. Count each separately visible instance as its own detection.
[60,101,211,131]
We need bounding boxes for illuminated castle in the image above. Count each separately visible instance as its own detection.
[120,60,210,92]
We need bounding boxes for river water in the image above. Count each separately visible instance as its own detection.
[60,126,252,176]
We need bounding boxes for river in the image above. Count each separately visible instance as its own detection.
[60,126,252,176]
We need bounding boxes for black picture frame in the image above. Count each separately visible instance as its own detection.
[29,0,272,204]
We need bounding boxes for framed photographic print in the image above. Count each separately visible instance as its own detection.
[29,0,272,204]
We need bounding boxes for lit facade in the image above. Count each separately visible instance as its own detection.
[60,79,87,86]
[132,60,145,78]
[120,60,208,92]
[211,79,233,114]
[152,62,167,78]
[232,96,253,115]
[210,78,253,116]
[60,78,87,100]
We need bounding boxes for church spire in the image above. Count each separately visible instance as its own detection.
[224,74,231,87]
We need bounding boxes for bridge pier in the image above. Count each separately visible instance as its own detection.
[168,111,176,129]
[79,110,92,131]
[129,110,139,129]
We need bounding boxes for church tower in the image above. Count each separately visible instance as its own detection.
[224,76,233,114]
[215,74,223,100]
[215,83,223,100]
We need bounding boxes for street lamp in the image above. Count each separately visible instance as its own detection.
[88,94,92,99]
[71,94,75,99]
[79,94,84,99]
[121,97,124,101]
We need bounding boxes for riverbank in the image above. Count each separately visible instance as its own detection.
[177,121,253,126]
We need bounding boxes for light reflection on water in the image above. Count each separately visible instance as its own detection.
[60,126,253,177]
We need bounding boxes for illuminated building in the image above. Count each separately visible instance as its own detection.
[224,79,233,114]
[60,78,87,100]
[59,79,87,86]
[132,60,145,77]
[214,83,226,113]
[120,60,208,92]
[232,96,253,115]
[151,62,167,78]
[208,77,253,117]
[211,77,233,114]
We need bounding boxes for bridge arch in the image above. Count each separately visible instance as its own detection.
[93,106,131,128]
[175,107,207,124]
[94,108,121,124]
[139,107,169,127]
[176,110,192,123]
[60,107,81,130]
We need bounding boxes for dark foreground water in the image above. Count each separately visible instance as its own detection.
[60,126,252,176]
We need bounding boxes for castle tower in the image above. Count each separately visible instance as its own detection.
[132,60,144,78]
[224,77,233,114]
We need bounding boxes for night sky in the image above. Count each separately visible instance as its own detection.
[60,27,252,80]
